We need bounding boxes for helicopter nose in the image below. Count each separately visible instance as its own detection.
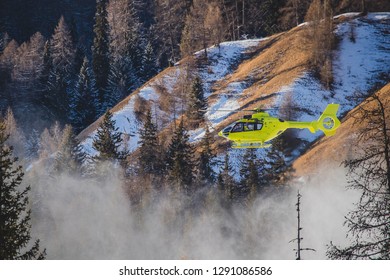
[218,130,229,139]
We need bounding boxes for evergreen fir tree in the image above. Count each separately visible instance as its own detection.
[217,153,236,205]
[166,119,195,194]
[36,40,52,104]
[69,15,85,74]
[70,56,98,133]
[25,129,40,162]
[0,33,10,56]
[105,0,143,112]
[140,41,158,82]
[50,16,76,83]
[92,110,123,162]
[266,138,289,186]
[47,16,76,122]
[105,56,136,112]
[0,121,45,259]
[186,76,207,126]
[240,149,261,203]
[137,109,162,179]
[54,124,86,176]
[197,127,216,185]
[92,0,110,112]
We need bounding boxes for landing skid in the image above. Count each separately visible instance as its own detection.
[232,142,272,149]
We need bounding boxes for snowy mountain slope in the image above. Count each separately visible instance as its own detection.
[79,38,265,153]
[79,13,390,174]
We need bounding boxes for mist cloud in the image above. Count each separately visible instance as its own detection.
[29,165,359,260]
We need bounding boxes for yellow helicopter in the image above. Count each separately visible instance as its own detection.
[218,104,341,148]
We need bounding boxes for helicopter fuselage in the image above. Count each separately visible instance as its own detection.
[218,104,340,148]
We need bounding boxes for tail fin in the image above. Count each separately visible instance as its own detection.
[317,104,341,136]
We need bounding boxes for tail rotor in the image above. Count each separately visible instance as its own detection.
[316,104,341,136]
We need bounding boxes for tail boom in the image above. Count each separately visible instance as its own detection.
[285,104,340,136]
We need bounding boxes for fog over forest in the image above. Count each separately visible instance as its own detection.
[28,165,357,259]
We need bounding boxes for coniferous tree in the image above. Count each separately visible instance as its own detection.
[47,16,76,122]
[54,124,86,176]
[0,33,10,56]
[166,119,195,194]
[38,122,63,160]
[155,0,191,65]
[186,76,207,126]
[180,0,226,59]
[12,32,45,98]
[105,57,136,110]
[137,109,163,182]
[28,32,46,82]
[0,39,18,95]
[327,92,390,260]
[219,0,285,40]
[266,138,289,186]
[3,108,26,161]
[10,41,29,94]
[25,129,40,162]
[197,127,216,185]
[92,0,110,112]
[279,0,311,30]
[240,148,261,203]
[0,121,45,260]
[204,1,226,47]
[92,110,123,162]
[69,15,85,74]
[136,0,156,30]
[217,153,236,206]
[105,0,143,111]
[0,39,18,66]
[140,41,158,82]
[36,40,52,105]
[0,33,10,95]
[180,0,207,58]
[250,0,284,36]
[70,56,98,133]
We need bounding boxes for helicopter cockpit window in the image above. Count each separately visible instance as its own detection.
[244,123,255,131]
[222,125,233,133]
[255,123,263,130]
[231,122,244,132]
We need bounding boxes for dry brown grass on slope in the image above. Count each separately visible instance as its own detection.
[292,83,390,177]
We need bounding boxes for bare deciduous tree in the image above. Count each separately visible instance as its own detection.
[327,90,390,259]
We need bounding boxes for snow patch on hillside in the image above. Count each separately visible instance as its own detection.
[272,13,390,145]
[81,39,264,154]
[197,39,263,94]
